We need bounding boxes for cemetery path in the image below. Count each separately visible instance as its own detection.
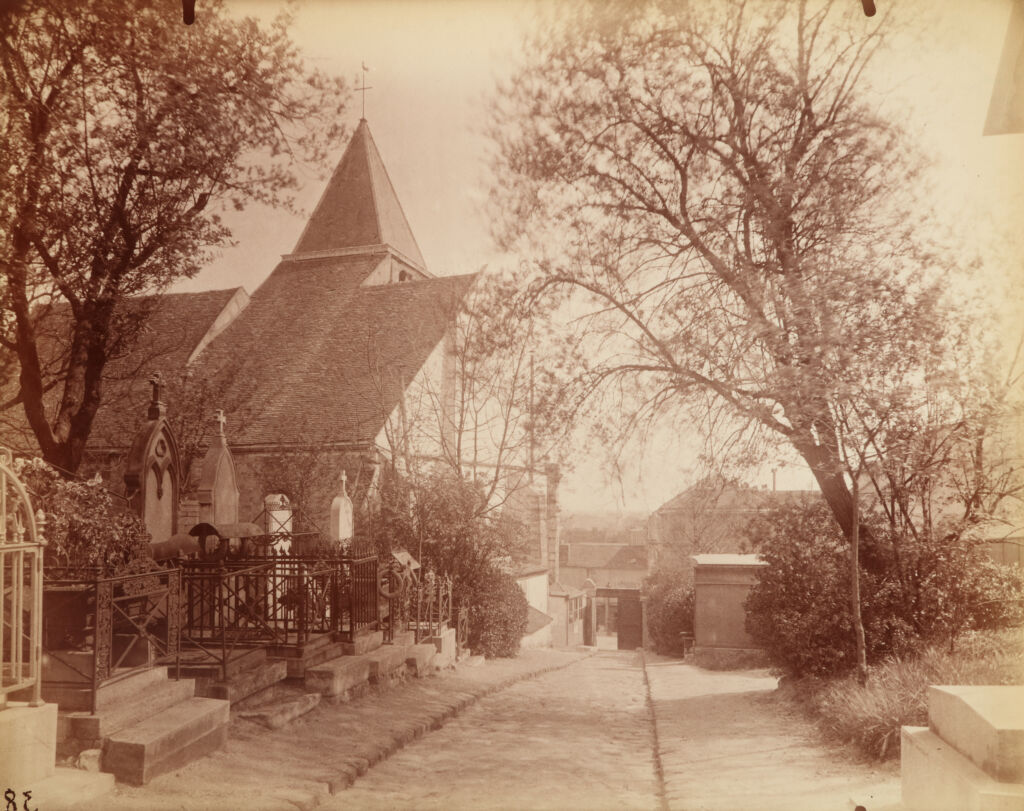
[644,652,902,811]
[74,648,904,811]
[328,649,661,811]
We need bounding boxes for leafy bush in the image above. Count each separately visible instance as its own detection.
[785,628,1023,761]
[643,567,695,656]
[15,456,150,575]
[745,500,1024,678]
[465,565,529,658]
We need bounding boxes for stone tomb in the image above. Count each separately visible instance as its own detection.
[691,554,766,652]
[123,375,181,547]
[329,471,354,546]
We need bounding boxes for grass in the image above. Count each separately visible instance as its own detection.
[781,627,1024,761]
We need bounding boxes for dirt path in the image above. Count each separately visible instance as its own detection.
[644,653,902,811]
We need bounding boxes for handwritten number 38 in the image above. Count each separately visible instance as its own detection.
[3,789,33,811]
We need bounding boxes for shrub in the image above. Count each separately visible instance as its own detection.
[787,628,1024,761]
[744,499,1024,679]
[643,568,695,656]
[15,456,150,575]
[465,565,529,658]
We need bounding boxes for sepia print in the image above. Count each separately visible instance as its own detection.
[1,0,1022,808]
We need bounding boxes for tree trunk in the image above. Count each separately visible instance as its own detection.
[850,476,868,685]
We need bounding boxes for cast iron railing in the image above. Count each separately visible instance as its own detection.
[42,565,181,714]
[179,548,378,679]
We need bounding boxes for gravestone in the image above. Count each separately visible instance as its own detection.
[264,493,292,553]
[329,471,354,546]
[124,375,181,546]
[196,410,239,528]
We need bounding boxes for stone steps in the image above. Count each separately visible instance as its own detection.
[929,685,1024,784]
[64,675,197,741]
[902,726,1024,811]
[195,659,288,705]
[305,656,371,698]
[102,696,230,786]
[901,684,1024,811]
[405,643,438,677]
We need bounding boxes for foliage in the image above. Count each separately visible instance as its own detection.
[464,564,530,659]
[370,465,531,656]
[487,0,992,550]
[784,628,1024,761]
[745,500,1024,678]
[0,0,348,472]
[643,566,694,656]
[14,456,149,575]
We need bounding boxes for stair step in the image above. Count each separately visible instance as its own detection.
[196,660,288,704]
[102,697,229,785]
[901,726,1024,811]
[342,630,383,656]
[305,656,371,697]
[365,645,410,683]
[929,685,1024,783]
[67,676,196,739]
[406,643,437,677]
[95,666,172,712]
[178,647,268,680]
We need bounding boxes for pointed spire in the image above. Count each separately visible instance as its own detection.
[291,120,427,272]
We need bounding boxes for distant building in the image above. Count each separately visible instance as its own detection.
[648,484,818,584]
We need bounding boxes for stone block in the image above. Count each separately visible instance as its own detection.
[901,725,1024,811]
[426,627,457,669]
[305,656,371,697]
[237,693,320,730]
[365,646,410,683]
[0,702,57,786]
[406,643,438,677]
[929,685,1024,783]
[102,696,229,785]
[341,630,383,656]
[76,748,102,772]
[391,630,416,646]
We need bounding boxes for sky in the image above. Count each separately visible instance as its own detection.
[171,0,1024,517]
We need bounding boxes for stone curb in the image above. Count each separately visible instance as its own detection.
[326,650,596,794]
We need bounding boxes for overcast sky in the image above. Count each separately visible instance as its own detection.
[172,0,1023,517]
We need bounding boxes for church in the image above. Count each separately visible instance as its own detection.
[74,118,477,534]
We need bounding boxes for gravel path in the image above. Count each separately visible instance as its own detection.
[332,650,660,811]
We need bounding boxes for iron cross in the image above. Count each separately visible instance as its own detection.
[356,62,373,119]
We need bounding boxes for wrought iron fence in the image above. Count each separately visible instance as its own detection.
[413,574,452,643]
[178,548,378,679]
[42,565,181,714]
[1,448,45,709]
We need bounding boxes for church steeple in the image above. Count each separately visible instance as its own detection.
[290,120,428,274]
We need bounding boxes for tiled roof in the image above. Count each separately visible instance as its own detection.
[565,543,648,570]
[1,288,242,451]
[655,486,818,514]
[292,120,426,270]
[192,256,476,446]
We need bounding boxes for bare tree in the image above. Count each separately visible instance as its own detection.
[489,0,968,547]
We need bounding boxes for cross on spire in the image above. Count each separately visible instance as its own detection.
[356,62,373,120]
[214,409,226,437]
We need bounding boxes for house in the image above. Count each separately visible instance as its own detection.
[648,484,818,585]
[7,119,478,536]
